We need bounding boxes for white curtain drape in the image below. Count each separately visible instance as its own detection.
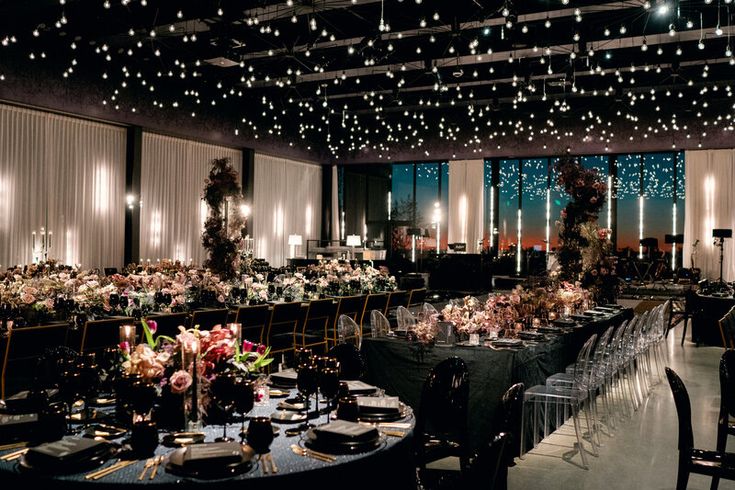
[448,159,485,254]
[253,153,322,266]
[140,132,242,265]
[0,104,126,269]
[684,149,735,282]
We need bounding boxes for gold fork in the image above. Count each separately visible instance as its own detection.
[138,457,155,480]
[0,448,28,461]
[149,455,164,480]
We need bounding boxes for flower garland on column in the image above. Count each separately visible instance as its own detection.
[554,157,608,283]
[201,158,246,280]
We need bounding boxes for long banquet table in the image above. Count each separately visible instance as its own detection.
[361,308,632,450]
[0,388,415,489]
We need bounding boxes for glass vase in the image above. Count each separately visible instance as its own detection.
[181,340,202,431]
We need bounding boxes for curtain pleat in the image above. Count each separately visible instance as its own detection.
[448,159,485,254]
[683,149,735,281]
[139,132,242,265]
[0,104,125,270]
[253,153,322,266]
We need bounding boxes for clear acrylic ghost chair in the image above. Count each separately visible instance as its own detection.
[522,334,598,468]
[420,303,439,323]
[337,314,362,348]
[370,310,392,338]
[396,306,417,335]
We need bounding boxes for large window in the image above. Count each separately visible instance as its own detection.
[498,159,519,253]
[521,159,548,251]
[616,154,641,253]
[390,161,448,255]
[581,155,610,229]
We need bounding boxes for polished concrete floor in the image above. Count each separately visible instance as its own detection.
[509,318,734,490]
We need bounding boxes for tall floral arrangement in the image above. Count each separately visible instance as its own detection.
[201,158,246,280]
[555,157,607,281]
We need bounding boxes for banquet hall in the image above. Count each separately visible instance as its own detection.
[1,0,735,488]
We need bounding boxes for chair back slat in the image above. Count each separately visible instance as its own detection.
[665,367,694,451]
[235,305,271,344]
[146,313,189,339]
[81,317,134,353]
[1,323,70,398]
[190,308,229,331]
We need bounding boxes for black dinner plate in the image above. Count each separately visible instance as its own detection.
[358,403,411,423]
[270,410,307,424]
[304,428,382,455]
[165,445,254,479]
[162,431,206,447]
[82,424,127,440]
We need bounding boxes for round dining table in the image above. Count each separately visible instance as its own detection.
[0,389,416,490]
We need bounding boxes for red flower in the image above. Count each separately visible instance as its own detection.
[256,344,266,355]
[146,319,157,334]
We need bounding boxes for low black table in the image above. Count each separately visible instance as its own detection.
[0,389,415,489]
[361,309,632,451]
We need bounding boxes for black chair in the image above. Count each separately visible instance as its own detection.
[415,357,470,473]
[665,367,735,489]
[385,290,409,315]
[327,343,365,380]
[717,350,735,454]
[408,288,427,308]
[235,304,271,345]
[80,317,134,353]
[500,383,525,462]
[360,293,388,330]
[301,299,335,352]
[719,307,735,350]
[146,312,189,339]
[189,308,229,331]
[1,323,71,398]
[675,289,698,346]
[417,433,510,490]
[265,302,302,359]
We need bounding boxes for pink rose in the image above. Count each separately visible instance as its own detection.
[146,320,158,334]
[169,370,192,394]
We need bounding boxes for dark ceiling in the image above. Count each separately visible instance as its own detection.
[0,0,733,162]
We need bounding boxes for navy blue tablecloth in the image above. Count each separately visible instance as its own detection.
[0,390,415,489]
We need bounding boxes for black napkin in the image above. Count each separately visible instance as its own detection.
[26,437,109,467]
[183,442,242,471]
[270,369,298,387]
[313,420,378,444]
[357,396,400,415]
[0,412,39,441]
[1,389,58,414]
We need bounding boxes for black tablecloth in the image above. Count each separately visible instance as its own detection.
[361,309,632,450]
[0,390,415,489]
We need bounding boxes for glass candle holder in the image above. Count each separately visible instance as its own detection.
[228,323,242,348]
[181,338,202,431]
[119,324,136,352]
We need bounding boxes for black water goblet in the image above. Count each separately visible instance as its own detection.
[319,368,340,422]
[59,369,84,432]
[78,354,100,421]
[131,420,158,457]
[336,395,359,422]
[210,372,238,442]
[234,378,255,440]
[129,379,157,417]
[297,363,318,430]
[295,348,313,368]
[109,293,120,310]
[246,417,274,454]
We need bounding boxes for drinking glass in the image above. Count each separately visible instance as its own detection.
[210,372,238,442]
[234,378,255,441]
[246,417,274,454]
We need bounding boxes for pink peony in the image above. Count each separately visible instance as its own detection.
[169,370,192,394]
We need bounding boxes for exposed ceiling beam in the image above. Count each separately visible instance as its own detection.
[252,24,735,88]
[240,1,646,61]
